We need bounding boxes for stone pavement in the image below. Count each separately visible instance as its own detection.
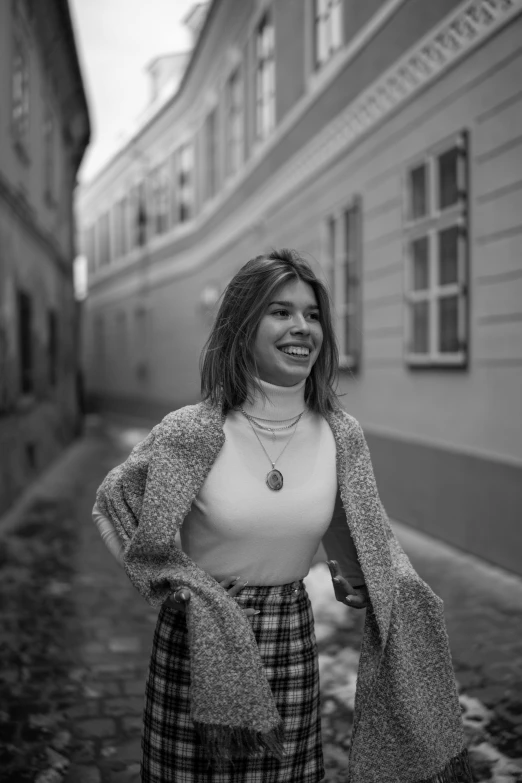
[0,416,521,783]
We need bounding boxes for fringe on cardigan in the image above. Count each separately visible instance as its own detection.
[419,747,474,783]
[193,721,286,763]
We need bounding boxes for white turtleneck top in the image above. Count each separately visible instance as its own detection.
[92,378,364,586]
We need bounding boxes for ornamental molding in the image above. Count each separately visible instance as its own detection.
[89,0,522,303]
[253,0,522,219]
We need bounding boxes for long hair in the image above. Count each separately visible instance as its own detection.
[200,249,341,415]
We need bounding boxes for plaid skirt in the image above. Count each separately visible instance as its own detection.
[141,579,324,783]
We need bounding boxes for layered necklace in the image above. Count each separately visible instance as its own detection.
[239,407,305,491]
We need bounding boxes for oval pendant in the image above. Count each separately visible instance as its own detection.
[266,469,283,491]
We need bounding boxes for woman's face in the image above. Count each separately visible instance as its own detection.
[252,278,324,387]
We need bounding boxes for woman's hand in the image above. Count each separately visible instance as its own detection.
[164,576,259,617]
[326,560,370,610]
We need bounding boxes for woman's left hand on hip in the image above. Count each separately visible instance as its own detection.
[326,560,370,610]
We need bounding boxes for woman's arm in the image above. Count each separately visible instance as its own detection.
[92,502,125,566]
[322,487,370,609]
[322,488,365,586]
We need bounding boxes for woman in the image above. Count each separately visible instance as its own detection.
[93,249,472,783]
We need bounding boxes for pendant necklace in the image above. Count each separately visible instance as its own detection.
[239,407,304,491]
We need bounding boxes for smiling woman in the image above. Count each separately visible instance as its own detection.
[92,248,472,783]
[200,249,339,416]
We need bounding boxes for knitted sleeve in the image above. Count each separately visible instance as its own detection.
[95,424,159,548]
[92,502,125,566]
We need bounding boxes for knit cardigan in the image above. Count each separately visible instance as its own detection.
[95,399,473,783]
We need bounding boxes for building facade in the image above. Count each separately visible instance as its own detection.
[0,0,90,514]
[77,0,522,575]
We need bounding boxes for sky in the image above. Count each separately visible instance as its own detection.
[69,0,196,183]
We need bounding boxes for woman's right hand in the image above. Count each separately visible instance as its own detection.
[164,576,259,617]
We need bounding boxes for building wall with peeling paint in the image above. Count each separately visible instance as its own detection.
[0,0,90,515]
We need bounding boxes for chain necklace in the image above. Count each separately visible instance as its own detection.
[241,411,306,423]
[239,408,302,491]
[239,407,304,443]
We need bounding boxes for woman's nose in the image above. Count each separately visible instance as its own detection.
[291,314,310,332]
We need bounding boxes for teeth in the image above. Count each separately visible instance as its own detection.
[280,346,309,356]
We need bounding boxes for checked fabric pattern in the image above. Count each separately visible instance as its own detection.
[141,580,324,783]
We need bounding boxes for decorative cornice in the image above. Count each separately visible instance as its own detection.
[89,0,522,302]
[259,0,522,214]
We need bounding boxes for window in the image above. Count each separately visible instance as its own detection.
[255,11,275,141]
[113,197,128,259]
[134,305,149,382]
[314,0,343,69]
[149,163,169,235]
[404,132,468,367]
[225,67,244,178]
[204,109,218,201]
[18,291,33,394]
[327,199,362,370]
[172,144,194,224]
[12,30,30,149]
[43,101,54,198]
[48,310,57,387]
[84,225,97,275]
[130,182,148,247]
[97,211,111,266]
[137,181,148,245]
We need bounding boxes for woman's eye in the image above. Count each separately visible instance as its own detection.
[273,309,289,316]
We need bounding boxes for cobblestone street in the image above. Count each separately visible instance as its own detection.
[0,418,521,783]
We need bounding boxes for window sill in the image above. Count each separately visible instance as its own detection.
[405,352,467,370]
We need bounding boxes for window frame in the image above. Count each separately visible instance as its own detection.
[97,211,112,266]
[43,97,55,202]
[112,198,122,260]
[326,196,363,372]
[313,0,343,71]
[225,65,244,179]
[255,8,276,143]
[11,24,30,158]
[130,180,148,247]
[149,162,170,236]
[84,224,97,275]
[204,107,219,202]
[17,290,33,396]
[171,142,195,224]
[403,131,469,369]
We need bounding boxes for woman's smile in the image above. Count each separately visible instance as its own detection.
[277,345,311,361]
[253,279,324,387]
